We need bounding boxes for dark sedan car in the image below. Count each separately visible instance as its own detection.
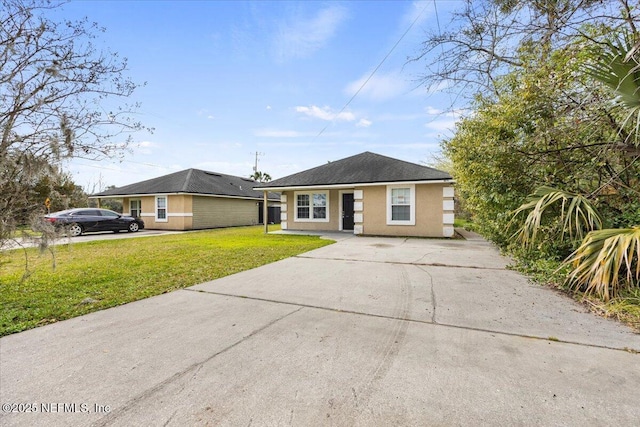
[44,208,145,237]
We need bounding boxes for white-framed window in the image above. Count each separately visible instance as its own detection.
[156,196,167,222]
[130,199,141,218]
[295,191,329,222]
[387,185,415,225]
[297,194,310,219]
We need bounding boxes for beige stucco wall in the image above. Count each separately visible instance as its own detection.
[360,184,445,237]
[280,183,452,238]
[192,196,259,229]
[167,194,193,230]
[121,195,193,230]
[280,190,340,231]
[109,194,263,231]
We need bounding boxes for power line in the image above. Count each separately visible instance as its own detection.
[314,2,431,140]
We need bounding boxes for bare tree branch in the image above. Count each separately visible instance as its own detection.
[0,0,151,246]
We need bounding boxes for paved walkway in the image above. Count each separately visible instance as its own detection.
[1,234,638,426]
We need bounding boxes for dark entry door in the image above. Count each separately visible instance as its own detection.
[342,193,354,231]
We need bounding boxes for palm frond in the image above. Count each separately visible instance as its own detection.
[564,227,640,301]
[585,32,640,146]
[510,186,602,247]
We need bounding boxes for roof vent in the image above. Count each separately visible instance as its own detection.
[205,172,221,177]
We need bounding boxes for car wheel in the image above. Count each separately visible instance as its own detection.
[128,222,140,232]
[68,223,83,237]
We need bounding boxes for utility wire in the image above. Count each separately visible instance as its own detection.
[314,2,430,140]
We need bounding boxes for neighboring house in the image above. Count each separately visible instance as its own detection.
[255,152,455,237]
[90,169,280,231]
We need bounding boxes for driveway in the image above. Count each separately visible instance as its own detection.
[1,234,639,426]
[2,229,183,250]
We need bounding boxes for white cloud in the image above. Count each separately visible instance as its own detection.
[356,118,372,128]
[194,161,253,177]
[295,105,355,122]
[195,141,243,149]
[257,141,315,147]
[425,106,442,115]
[424,118,457,132]
[254,129,315,138]
[274,5,347,60]
[425,106,469,119]
[197,109,216,120]
[344,72,408,101]
[403,1,432,27]
[377,112,425,121]
[266,105,272,110]
[370,142,440,150]
[135,141,157,155]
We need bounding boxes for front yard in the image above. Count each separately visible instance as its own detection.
[0,226,333,336]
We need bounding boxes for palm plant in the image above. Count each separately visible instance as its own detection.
[585,32,640,146]
[554,33,640,300]
[507,35,639,301]
[563,228,640,301]
[510,186,602,248]
[250,171,272,183]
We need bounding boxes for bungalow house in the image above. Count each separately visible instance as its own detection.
[255,152,455,238]
[90,169,280,231]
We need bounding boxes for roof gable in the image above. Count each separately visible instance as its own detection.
[257,152,452,188]
[92,169,278,200]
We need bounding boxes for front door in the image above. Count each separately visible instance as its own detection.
[342,193,354,231]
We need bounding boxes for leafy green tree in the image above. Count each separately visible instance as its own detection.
[423,1,640,301]
[442,91,536,245]
[438,1,639,244]
[508,29,640,299]
[97,186,123,212]
[32,169,88,215]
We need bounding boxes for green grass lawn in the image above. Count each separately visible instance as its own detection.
[0,226,333,337]
[454,218,475,230]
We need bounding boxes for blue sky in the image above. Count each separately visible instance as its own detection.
[57,1,463,190]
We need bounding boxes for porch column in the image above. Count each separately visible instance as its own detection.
[263,190,268,234]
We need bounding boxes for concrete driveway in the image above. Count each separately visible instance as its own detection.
[2,229,183,251]
[1,234,639,426]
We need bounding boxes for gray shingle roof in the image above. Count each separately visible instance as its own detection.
[91,169,279,200]
[256,152,452,189]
